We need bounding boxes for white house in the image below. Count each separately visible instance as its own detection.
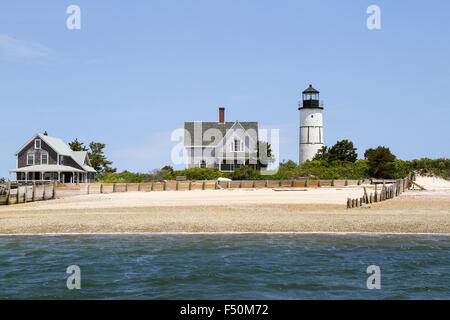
[184,107,259,172]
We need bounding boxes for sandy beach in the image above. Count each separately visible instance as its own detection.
[0,176,449,235]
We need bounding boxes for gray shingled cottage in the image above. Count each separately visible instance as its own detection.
[10,132,96,183]
[184,107,259,172]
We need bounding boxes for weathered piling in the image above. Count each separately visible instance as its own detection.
[347,198,351,209]
[53,181,57,199]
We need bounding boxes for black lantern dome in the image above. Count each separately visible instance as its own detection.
[299,84,323,109]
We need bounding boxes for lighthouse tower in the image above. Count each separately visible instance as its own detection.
[298,84,324,164]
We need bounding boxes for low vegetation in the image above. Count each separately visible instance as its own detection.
[93,139,449,183]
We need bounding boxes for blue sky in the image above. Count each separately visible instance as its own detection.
[0,1,449,177]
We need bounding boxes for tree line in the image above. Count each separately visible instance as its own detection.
[63,138,448,183]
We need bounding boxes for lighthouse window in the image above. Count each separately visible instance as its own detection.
[311,115,314,118]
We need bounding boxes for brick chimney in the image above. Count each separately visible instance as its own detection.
[43,131,48,136]
[219,107,225,124]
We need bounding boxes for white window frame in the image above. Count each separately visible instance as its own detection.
[230,138,244,152]
[59,155,64,165]
[41,152,48,165]
[35,139,41,149]
[27,152,35,165]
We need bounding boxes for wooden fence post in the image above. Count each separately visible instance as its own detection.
[347,198,351,209]
[318,180,321,188]
[100,183,103,194]
[253,181,256,188]
[215,181,218,190]
[344,180,348,186]
[305,179,309,187]
[5,182,11,205]
[126,183,128,192]
[239,180,243,188]
[189,181,192,191]
[265,180,268,188]
[164,181,167,191]
[43,184,46,201]
[228,181,231,189]
[113,183,116,192]
[24,186,27,203]
[357,180,361,185]
[331,179,335,187]
[279,180,282,187]
[52,180,57,199]
[202,181,206,190]
[370,193,373,203]
[32,182,36,202]
[176,181,180,191]
[138,183,141,191]
[87,183,90,195]
[151,182,154,191]
[291,180,295,187]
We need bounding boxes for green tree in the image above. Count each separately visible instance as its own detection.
[312,146,328,161]
[313,140,358,163]
[279,160,297,170]
[160,165,175,180]
[328,140,358,162]
[257,140,275,168]
[68,138,88,151]
[364,146,396,178]
[89,142,117,174]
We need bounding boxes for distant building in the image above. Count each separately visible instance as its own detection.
[298,84,324,164]
[184,107,259,172]
[10,132,96,183]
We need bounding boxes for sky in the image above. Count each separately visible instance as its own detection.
[0,0,449,177]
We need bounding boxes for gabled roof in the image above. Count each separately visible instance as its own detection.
[184,121,258,146]
[214,121,258,154]
[15,133,97,173]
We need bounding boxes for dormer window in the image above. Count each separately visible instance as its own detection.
[231,138,243,152]
[35,139,41,149]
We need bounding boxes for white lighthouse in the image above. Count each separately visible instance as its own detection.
[298,84,324,164]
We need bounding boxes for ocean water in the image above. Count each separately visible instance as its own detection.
[0,233,448,299]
